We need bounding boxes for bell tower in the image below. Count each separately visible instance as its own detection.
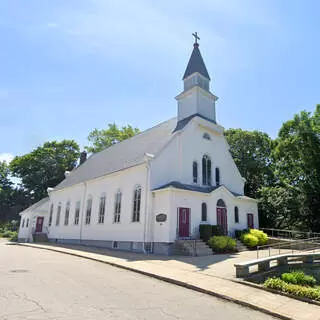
[176,33,218,122]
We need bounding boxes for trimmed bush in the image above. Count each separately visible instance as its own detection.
[242,233,259,248]
[9,232,18,242]
[199,224,213,243]
[264,277,320,301]
[281,271,316,287]
[208,236,236,253]
[235,229,249,239]
[249,229,268,246]
[212,225,223,236]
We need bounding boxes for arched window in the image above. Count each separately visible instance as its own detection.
[202,155,212,186]
[215,167,220,186]
[217,199,226,207]
[74,201,80,225]
[26,218,29,228]
[203,133,211,140]
[49,203,54,226]
[98,193,106,224]
[56,203,61,226]
[85,196,92,225]
[201,203,207,221]
[21,218,25,228]
[132,186,142,222]
[64,201,70,226]
[193,161,198,183]
[114,190,122,223]
[234,206,239,223]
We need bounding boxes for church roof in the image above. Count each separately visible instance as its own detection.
[19,197,49,215]
[153,181,243,197]
[55,118,178,191]
[183,43,210,80]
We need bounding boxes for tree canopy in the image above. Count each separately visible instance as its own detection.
[86,123,140,153]
[10,140,80,202]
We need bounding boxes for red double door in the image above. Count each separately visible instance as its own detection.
[216,208,228,235]
[178,208,190,238]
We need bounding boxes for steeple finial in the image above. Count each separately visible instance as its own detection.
[192,32,200,47]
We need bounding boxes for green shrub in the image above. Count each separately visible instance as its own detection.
[264,277,320,301]
[281,271,316,287]
[212,225,223,236]
[235,229,249,239]
[1,231,14,238]
[9,231,18,242]
[199,224,213,243]
[208,236,236,253]
[249,229,268,246]
[242,233,259,248]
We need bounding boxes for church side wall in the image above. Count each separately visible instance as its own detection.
[47,164,148,246]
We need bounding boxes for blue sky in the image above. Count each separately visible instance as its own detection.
[0,0,319,163]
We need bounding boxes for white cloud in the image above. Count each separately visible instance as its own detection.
[0,153,14,164]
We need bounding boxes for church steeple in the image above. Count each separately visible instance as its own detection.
[176,33,218,123]
[183,33,210,80]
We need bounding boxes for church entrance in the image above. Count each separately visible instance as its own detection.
[178,208,190,238]
[35,216,44,233]
[216,199,228,235]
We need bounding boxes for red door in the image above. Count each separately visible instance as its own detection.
[178,208,190,238]
[247,213,254,229]
[35,217,44,232]
[217,208,228,235]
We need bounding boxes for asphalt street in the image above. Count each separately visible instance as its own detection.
[0,242,277,320]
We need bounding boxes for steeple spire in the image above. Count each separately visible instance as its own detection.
[183,32,210,80]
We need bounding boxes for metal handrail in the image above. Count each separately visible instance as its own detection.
[260,228,320,239]
[257,236,320,258]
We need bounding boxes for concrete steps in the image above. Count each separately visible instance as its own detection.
[236,240,248,252]
[173,240,213,256]
[33,233,48,243]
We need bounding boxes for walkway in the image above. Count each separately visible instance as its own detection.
[14,242,320,320]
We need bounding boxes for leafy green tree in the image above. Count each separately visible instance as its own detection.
[10,140,80,201]
[0,161,13,221]
[224,129,274,198]
[86,123,140,153]
[272,107,320,231]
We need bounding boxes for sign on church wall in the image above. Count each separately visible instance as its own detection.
[156,213,167,222]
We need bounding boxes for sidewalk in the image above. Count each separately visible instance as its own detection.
[15,242,319,320]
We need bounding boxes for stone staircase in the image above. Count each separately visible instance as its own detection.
[236,239,248,252]
[173,240,213,256]
[33,233,48,243]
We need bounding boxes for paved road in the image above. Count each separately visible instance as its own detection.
[0,243,277,320]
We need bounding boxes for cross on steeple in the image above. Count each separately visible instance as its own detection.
[192,32,200,44]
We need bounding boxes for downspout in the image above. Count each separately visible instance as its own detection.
[79,181,87,245]
[143,153,154,253]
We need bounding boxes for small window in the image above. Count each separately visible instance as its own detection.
[217,199,226,207]
[21,218,25,228]
[112,241,118,249]
[202,155,212,186]
[132,186,142,222]
[201,203,207,221]
[26,218,29,228]
[234,206,239,223]
[193,161,198,183]
[114,190,122,223]
[215,167,220,186]
[49,203,54,226]
[56,204,61,226]
[203,132,211,140]
[64,201,70,226]
[85,196,92,225]
[98,194,106,224]
[74,201,80,225]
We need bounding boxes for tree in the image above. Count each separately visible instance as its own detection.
[272,107,320,231]
[86,123,140,153]
[10,140,80,202]
[224,129,274,198]
[0,161,13,221]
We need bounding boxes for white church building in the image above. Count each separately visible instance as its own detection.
[18,36,258,255]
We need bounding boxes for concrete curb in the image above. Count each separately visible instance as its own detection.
[15,243,292,320]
